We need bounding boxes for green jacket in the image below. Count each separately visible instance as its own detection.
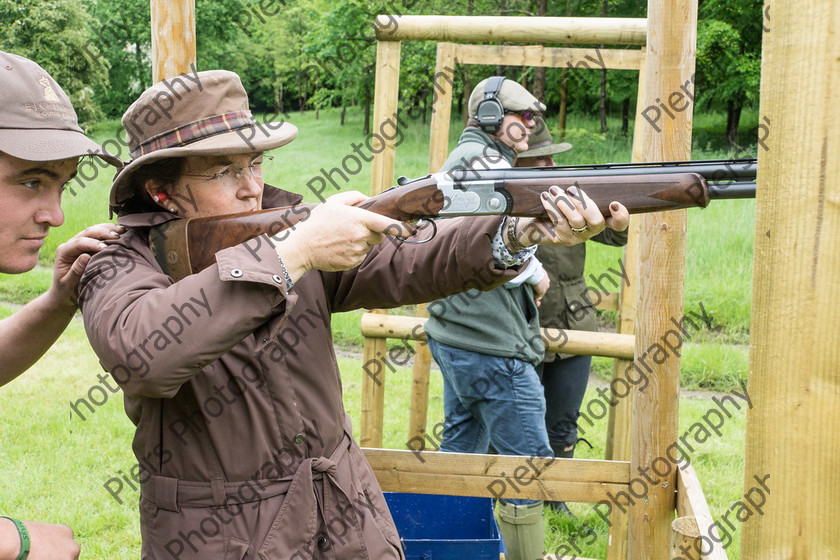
[536,228,627,334]
[424,128,544,365]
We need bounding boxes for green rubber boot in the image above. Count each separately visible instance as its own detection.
[497,501,545,560]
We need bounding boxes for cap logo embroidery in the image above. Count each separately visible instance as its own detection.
[39,76,59,101]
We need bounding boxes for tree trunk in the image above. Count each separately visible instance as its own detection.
[726,99,742,148]
[621,97,630,137]
[297,46,304,113]
[559,67,568,138]
[599,0,608,133]
[363,69,372,135]
[275,82,284,114]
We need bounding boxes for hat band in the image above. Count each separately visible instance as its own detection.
[131,110,256,159]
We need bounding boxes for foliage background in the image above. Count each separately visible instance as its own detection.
[0,0,764,149]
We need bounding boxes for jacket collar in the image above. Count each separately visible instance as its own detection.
[458,126,517,165]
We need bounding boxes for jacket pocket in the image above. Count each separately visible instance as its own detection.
[225,537,250,560]
[563,278,598,332]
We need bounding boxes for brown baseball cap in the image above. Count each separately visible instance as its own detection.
[0,51,121,166]
[110,69,297,211]
[517,117,572,158]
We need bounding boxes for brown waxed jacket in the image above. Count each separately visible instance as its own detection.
[78,186,521,560]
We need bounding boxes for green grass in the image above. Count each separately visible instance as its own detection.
[0,320,750,558]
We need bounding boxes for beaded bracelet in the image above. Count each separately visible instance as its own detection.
[505,216,527,253]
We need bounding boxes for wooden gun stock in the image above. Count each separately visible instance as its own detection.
[150,170,714,281]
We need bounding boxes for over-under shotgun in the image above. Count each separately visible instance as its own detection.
[150,158,757,281]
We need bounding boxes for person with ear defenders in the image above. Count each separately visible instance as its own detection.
[516,118,628,519]
[424,78,628,560]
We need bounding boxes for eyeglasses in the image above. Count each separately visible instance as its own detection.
[181,155,273,184]
[506,110,537,122]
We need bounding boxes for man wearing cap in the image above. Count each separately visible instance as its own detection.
[77,70,628,559]
[0,51,123,560]
[423,78,627,560]
[516,118,628,517]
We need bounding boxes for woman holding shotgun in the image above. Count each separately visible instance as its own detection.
[78,70,629,559]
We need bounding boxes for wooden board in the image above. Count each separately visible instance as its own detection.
[363,448,630,503]
[453,44,643,71]
[676,465,728,560]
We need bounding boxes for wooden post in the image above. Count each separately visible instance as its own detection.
[742,0,840,557]
[605,46,645,560]
[150,0,196,82]
[406,43,457,444]
[670,518,701,560]
[428,43,457,172]
[360,337,388,448]
[369,40,402,196]
[360,40,402,448]
[629,2,697,558]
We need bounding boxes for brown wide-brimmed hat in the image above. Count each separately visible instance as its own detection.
[517,116,572,158]
[110,69,297,211]
[0,51,121,166]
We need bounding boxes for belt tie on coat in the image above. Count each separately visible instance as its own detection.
[258,436,370,560]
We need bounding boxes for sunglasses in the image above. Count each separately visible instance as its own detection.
[506,110,537,122]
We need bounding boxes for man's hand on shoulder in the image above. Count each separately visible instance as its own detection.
[48,223,125,308]
[0,518,80,560]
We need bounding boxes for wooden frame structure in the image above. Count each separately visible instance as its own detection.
[358,7,724,559]
[144,1,840,558]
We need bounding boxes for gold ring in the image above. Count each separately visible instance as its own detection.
[571,225,588,235]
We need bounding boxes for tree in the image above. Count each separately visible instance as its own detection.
[0,0,108,126]
[85,0,151,119]
[696,0,762,148]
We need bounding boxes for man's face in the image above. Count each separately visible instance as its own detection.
[0,152,76,273]
[159,153,265,219]
[496,112,537,153]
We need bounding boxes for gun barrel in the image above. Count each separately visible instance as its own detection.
[448,158,757,183]
[708,181,757,200]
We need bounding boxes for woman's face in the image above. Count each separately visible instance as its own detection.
[496,112,537,153]
[147,153,266,219]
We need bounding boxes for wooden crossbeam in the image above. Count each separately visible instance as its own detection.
[374,15,647,46]
[452,44,643,71]
[360,313,634,359]
[363,448,629,503]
